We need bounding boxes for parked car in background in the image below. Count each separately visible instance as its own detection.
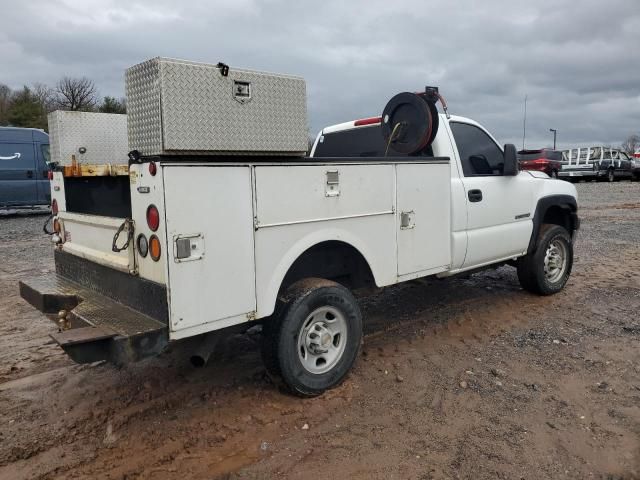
[559,146,633,182]
[631,151,640,180]
[0,127,51,208]
[517,149,562,178]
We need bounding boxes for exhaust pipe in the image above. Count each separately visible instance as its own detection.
[190,332,222,367]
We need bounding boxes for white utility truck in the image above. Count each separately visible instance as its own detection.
[20,58,580,396]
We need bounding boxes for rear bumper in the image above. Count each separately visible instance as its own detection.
[19,251,169,365]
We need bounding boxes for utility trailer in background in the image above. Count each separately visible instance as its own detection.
[21,58,580,397]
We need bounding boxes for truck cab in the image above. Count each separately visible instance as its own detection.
[0,127,51,208]
[311,114,579,271]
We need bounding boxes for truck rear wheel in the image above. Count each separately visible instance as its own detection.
[261,278,363,397]
[517,225,573,295]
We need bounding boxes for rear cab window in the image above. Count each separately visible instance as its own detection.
[313,124,433,158]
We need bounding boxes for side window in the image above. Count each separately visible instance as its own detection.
[591,147,602,161]
[450,122,504,176]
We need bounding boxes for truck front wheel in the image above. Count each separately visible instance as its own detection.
[517,225,573,295]
[261,278,363,397]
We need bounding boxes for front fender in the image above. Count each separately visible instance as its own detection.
[527,194,579,254]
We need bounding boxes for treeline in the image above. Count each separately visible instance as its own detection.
[0,77,126,131]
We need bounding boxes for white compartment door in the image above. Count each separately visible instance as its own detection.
[396,163,451,277]
[163,166,256,333]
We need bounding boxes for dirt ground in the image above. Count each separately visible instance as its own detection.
[0,181,639,480]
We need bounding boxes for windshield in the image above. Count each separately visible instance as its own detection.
[41,144,51,163]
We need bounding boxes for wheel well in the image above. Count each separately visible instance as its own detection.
[542,205,574,233]
[280,241,376,294]
[528,195,579,254]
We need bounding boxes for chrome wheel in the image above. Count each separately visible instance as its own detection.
[297,306,347,375]
[543,239,568,283]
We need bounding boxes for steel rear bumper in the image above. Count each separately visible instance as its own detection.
[20,266,168,366]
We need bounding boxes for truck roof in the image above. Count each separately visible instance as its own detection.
[311,113,480,158]
[0,126,49,143]
[318,113,477,136]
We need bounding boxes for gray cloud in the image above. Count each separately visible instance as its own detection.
[1,0,639,149]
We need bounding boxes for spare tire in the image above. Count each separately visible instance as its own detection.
[381,92,439,155]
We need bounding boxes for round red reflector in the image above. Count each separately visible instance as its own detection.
[52,199,59,215]
[146,205,160,231]
[149,235,161,261]
[148,162,157,176]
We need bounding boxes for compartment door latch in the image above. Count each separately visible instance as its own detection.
[400,210,415,229]
[174,234,205,262]
[325,170,340,197]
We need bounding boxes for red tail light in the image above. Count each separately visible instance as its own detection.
[52,199,59,215]
[47,170,53,180]
[148,161,157,176]
[146,205,160,231]
[354,117,382,127]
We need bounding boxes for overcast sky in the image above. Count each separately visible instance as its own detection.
[1,0,639,149]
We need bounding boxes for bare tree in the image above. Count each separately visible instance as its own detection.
[621,134,640,155]
[55,76,99,111]
[32,82,56,113]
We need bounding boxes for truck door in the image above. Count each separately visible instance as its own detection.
[163,165,256,335]
[448,121,534,268]
[0,139,37,206]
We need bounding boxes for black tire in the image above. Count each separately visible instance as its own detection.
[517,225,573,295]
[261,278,363,397]
[607,168,615,182]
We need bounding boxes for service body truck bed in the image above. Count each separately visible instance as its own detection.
[20,58,580,397]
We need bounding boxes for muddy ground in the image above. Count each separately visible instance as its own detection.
[0,181,639,480]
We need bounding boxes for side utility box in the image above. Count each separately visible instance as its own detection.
[126,57,308,157]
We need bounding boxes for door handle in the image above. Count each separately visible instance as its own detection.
[468,189,483,202]
[26,170,33,178]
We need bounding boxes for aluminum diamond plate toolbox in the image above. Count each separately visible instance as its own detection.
[126,57,308,156]
[48,111,129,166]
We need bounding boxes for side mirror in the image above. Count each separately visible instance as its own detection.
[503,143,519,176]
